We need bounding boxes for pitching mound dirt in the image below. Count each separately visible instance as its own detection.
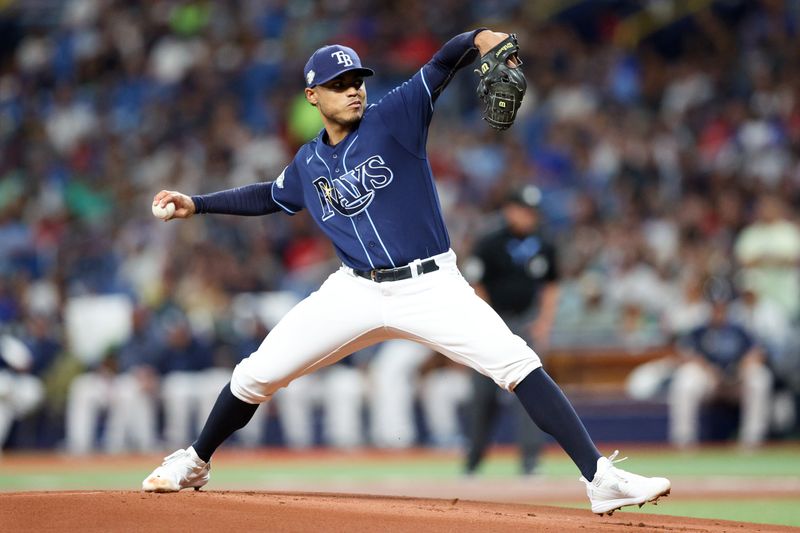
[1,491,795,532]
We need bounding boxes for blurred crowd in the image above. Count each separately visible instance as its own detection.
[2,0,800,454]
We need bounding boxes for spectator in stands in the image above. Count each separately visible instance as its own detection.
[3,0,800,452]
[668,296,773,449]
[661,274,712,340]
[550,272,622,349]
[626,273,711,401]
[734,194,800,320]
[729,280,791,366]
[606,243,671,320]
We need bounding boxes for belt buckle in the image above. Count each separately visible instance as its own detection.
[370,270,378,282]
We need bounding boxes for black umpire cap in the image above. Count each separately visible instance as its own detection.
[505,184,542,209]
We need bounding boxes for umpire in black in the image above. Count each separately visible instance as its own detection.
[463,184,560,475]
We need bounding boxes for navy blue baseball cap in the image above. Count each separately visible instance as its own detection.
[304,44,374,88]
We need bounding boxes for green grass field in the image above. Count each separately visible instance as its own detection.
[555,499,800,527]
[2,445,799,527]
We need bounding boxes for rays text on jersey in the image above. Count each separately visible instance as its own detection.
[312,155,394,220]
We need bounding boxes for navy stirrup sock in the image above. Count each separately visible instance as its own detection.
[192,383,259,463]
[514,367,602,481]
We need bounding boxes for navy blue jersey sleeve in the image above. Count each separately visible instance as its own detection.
[192,182,280,216]
[192,159,305,216]
[376,29,484,158]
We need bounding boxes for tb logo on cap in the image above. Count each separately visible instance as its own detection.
[331,51,354,67]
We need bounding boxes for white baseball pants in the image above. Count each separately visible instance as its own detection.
[65,371,158,454]
[0,371,45,450]
[419,366,472,447]
[277,365,365,449]
[368,340,432,448]
[231,250,541,404]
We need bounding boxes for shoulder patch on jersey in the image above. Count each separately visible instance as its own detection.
[276,167,286,188]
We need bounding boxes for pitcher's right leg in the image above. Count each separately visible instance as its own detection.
[387,254,669,514]
[143,270,387,492]
[230,270,386,404]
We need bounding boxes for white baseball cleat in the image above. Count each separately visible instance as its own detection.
[142,447,210,492]
[580,450,671,516]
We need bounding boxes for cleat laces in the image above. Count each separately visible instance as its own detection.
[161,450,189,466]
[607,449,627,465]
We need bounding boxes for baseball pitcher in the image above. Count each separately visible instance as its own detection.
[142,29,670,516]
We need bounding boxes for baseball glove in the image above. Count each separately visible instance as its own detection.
[475,34,526,131]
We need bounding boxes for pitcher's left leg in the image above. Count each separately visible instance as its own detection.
[387,260,669,514]
[387,265,599,472]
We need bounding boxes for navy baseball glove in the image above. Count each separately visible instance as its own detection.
[475,34,526,131]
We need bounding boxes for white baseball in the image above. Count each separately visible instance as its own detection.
[152,201,176,219]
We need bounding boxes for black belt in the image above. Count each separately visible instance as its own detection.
[353,258,439,282]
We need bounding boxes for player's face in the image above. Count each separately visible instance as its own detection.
[504,204,538,235]
[710,301,728,325]
[309,72,367,127]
